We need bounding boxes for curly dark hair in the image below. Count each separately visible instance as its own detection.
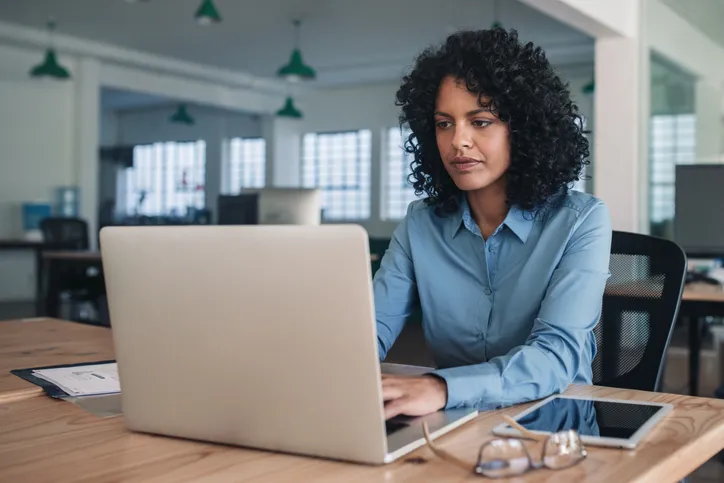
[396,28,589,214]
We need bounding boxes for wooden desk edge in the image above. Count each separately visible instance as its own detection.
[0,387,43,404]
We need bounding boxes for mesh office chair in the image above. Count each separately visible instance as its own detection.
[592,231,687,392]
[40,217,89,250]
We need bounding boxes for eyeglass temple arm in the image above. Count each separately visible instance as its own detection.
[502,415,547,443]
[422,421,472,473]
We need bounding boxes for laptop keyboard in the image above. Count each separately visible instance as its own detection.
[385,415,416,435]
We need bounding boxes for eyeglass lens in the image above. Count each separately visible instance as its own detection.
[476,439,531,477]
[542,430,587,470]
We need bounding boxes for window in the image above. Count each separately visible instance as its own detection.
[226,137,266,193]
[383,127,423,220]
[649,114,695,227]
[301,130,371,220]
[124,141,206,216]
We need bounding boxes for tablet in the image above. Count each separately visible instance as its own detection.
[491,395,673,449]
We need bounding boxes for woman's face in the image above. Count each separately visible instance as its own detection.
[434,76,511,193]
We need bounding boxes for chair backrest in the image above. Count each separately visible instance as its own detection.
[40,217,89,250]
[592,231,687,392]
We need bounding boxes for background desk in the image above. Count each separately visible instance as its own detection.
[1,318,724,482]
[41,251,104,320]
[0,240,65,315]
[682,283,724,395]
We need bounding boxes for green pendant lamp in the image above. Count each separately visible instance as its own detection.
[195,0,222,25]
[30,19,71,80]
[491,0,503,28]
[277,20,316,82]
[276,97,303,119]
[582,79,595,95]
[170,104,195,125]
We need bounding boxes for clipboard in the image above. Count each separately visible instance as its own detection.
[11,360,116,399]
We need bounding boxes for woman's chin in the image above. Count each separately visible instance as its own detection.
[452,176,492,192]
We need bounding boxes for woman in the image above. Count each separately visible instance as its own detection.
[376,28,612,419]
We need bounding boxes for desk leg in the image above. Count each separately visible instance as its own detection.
[34,248,44,316]
[45,260,61,319]
[689,316,701,396]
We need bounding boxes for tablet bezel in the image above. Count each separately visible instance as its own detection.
[491,395,673,449]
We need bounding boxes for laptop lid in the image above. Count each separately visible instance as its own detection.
[100,225,389,464]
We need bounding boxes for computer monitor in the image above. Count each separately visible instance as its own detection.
[217,189,321,226]
[675,165,724,257]
[254,188,321,225]
[217,194,258,225]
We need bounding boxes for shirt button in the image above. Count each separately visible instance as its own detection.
[484,288,492,296]
[488,245,495,252]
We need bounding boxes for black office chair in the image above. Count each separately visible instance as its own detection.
[592,231,687,392]
[39,217,104,323]
[40,217,90,250]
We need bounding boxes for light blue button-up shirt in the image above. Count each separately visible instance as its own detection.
[374,189,612,410]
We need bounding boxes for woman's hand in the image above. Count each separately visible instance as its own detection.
[381,374,448,419]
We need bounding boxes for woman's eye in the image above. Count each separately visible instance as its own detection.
[435,120,452,129]
[472,119,492,128]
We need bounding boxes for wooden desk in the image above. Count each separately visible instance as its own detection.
[683,282,724,303]
[2,319,724,481]
[0,318,113,403]
[42,251,102,261]
[0,386,723,482]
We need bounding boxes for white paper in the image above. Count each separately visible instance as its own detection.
[33,363,120,397]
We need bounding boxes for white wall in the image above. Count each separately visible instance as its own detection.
[0,44,78,238]
[646,0,724,166]
[0,43,79,301]
[647,0,724,82]
[520,0,638,38]
[276,66,595,239]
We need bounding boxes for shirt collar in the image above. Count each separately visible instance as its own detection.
[450,196,533,243]
[503,205,533,243]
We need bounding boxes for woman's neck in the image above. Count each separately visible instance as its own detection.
[466,180,509,240]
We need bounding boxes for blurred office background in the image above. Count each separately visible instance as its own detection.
[1,0,724,479]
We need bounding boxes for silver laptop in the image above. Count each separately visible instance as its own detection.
[100,224,477,465]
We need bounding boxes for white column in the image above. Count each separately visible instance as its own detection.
[263,115,302,187]
[369,129,383,225]
[204,116,224,221]
[593,36,649,233]
[74,57,101,248]
[695,80,723,164]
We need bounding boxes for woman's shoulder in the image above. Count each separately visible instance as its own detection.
[542,189,610,233]
[554,189,607,214]
[398,198,452,233]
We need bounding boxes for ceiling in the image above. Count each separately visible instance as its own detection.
[659,0,724,51]
[101,87,171,110]
[0,0,593,86]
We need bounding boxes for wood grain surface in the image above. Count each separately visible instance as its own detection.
[1,385,723,483]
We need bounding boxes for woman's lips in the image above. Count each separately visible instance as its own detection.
[451,156,482,171]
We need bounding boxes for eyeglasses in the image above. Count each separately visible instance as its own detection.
[421,415,587,478]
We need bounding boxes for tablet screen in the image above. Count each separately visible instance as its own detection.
[513,397,665,439]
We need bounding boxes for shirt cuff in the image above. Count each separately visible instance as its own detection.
[432,363,503,409]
